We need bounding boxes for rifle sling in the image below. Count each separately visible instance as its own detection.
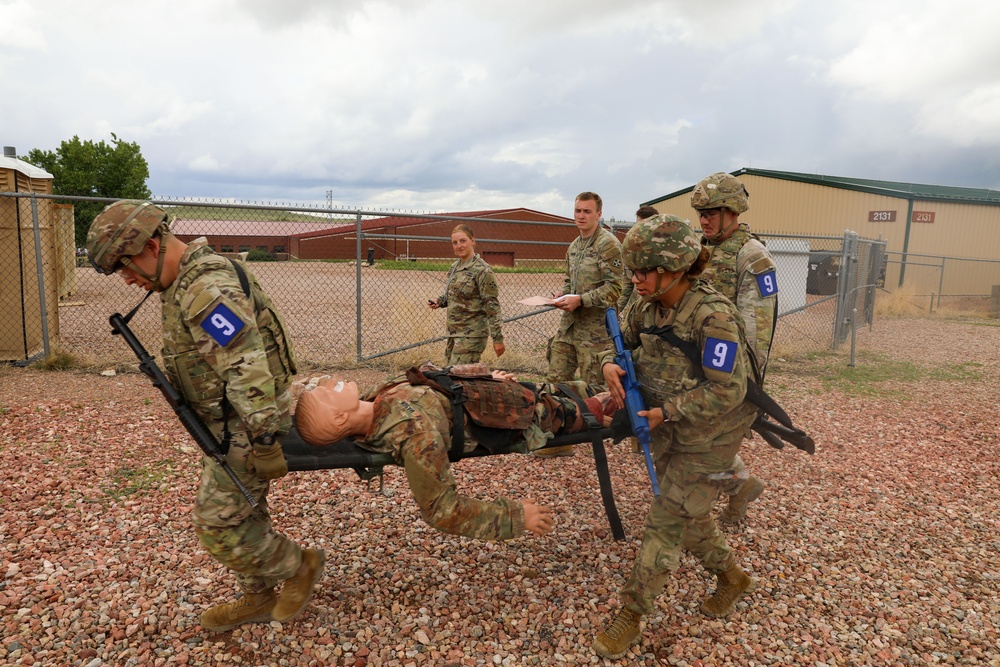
[218,258,255,455]
[643,325,797,431]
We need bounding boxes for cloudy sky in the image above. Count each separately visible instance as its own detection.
[3,0,999,220]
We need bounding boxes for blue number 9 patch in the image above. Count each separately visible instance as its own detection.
[702,337,737,373]
[756,270,778,297]
[201,303,246,347]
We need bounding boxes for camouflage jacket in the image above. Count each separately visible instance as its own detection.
[599,282,757,453]
[700,225,777,378]
[556,227,623,341]
[160,239,298,440]
[437,254,503,342]
[359,382,525,540]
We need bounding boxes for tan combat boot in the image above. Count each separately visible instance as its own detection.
[700,559,756,618]
[719,475,764,524]
[592,607,643,659]
[272,548,326,623]
[200,590,277,632]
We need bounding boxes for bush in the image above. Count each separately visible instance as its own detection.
[246,248,277,262]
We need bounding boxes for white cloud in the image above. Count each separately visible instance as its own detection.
[0,1,46,49]
[188,154,224,172]
[3,0,999,220]
[828,0,1000,145]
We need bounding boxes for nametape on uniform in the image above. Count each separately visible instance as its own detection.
[201,303,246,347]
[756,270,778,298]
[702,337,737,374]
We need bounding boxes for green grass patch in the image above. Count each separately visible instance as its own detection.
[101,460,176,501]
[777,351,983,398]
[376,260,563,274]
[379,259,453,271]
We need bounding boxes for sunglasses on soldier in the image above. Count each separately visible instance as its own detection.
[89,254,125,275]
[624,267,663,281]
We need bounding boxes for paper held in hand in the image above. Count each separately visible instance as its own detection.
[517,295,557,306]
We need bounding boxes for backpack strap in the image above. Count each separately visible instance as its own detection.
[405,367,467,461]
[218,258,253,455]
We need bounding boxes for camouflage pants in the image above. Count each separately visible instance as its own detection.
[718,454,748,497]
[191,432,302,594]
[546,338,606,386]
[398,381,599,540]
[621,437,743,615]
[445,336,487,365]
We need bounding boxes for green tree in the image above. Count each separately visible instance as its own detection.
[27,133,152,248]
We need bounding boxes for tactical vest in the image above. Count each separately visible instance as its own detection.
[699,227,754,301]
[402,364,538,457]
[631,284,756,452]
[161,246,297,426]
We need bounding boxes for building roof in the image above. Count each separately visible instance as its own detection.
[0,155,52,179]
[644,167,1000,206]
[291,207,571,240]
[170,208,573,239]
[170,218,346,237]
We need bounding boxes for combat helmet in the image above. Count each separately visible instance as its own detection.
[622,214,701,302]
[623,214,701,273]
[690,172,749,215]
[86,200,170,274]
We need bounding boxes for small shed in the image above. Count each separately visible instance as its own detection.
[0,146,60,363]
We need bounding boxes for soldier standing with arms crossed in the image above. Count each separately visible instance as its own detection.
[86,201,324,632]
[690,172,778,524]
[540,192,623,457]
[428,223,505,364]
[592,215,758,659]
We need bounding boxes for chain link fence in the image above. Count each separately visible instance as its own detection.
[0,192,917,371]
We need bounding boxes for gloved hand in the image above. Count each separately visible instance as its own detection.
[609,410,634,443]
[251,436,288,480]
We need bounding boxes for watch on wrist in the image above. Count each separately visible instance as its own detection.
[253,432,276,448]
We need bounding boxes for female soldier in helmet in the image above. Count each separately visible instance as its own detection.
[591,215,758,660]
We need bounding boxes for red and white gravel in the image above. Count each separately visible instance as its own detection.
[1,316,998,666]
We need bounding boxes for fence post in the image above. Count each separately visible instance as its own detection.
[356,211,363,362]
[937,257,946,311]
[30,195,51,360]
[833,231,859,348]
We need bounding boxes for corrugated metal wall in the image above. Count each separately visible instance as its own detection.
[651,174,1000,296]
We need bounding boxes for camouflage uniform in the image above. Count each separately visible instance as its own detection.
[700,224,776,378]
[596,278,757,616]
[548,227,623,384]
[436,254,504,364]
[161,239,301,595]
[692,173,777,504]
[357,378,600,541]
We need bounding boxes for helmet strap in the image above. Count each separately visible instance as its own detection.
[709,211,739,243]
[119,232,172,292]
[642,270,684,302]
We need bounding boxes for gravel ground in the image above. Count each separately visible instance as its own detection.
[1,316,998,666]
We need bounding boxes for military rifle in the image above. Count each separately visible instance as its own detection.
[109,310,259,508]
[605,308,661,497]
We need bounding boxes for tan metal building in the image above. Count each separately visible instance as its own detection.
[644,167,1000,297]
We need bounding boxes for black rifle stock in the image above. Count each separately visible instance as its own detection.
[605,308,661,497]
[109,313,259,508]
